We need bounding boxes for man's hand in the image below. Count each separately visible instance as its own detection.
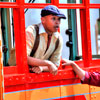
[31,66,43,74]
[62,59,85,80]
[30,63,58,75]
[62,59,73,66]
[62,59,74,69]
[45,60,58,75]
[27,56,58,75]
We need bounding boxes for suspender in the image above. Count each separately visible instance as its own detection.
[55,37,59,51]
[30,25,39,57]
[48,37,59,60]
[30,25,59,57]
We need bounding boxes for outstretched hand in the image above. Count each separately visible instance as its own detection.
[62,59,73,68]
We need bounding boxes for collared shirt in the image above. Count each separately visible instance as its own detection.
[39,23,59,38]
[26,23,63,66]
[81,71,100,86]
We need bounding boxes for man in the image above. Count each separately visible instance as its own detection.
[26,5,66,75]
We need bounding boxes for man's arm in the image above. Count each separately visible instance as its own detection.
[27,56,57,75]
[62,59,85,80]
[62,59,100,86]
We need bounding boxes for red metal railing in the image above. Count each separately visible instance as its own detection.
[0,0,100,75]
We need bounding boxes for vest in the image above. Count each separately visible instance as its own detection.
[30,25,59,59]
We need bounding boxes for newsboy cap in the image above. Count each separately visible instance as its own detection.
[41,5,66,19]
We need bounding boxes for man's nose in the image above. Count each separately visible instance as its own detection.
[56,20,60,24]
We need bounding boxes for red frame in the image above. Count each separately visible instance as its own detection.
[1,2,100,100]
[1,0,100,71]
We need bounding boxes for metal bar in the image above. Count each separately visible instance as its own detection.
[85,0,92,66]
[13,8,21,69]
[80,0,92,67]
[52,0,59,7]
[80,9,87,67]
[89,4,100,8]
[17,0,28,73]
[59,4,85,9]
[0,1,100,9]
[24,3,85,9]
[82,0,85,5]
[24,3,51,8]
[13,0,28,73]
[51,0,53,4]
[0,2,18,8]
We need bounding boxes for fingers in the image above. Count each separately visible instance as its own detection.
[31,66,42,74]
[62,63,70,66]
[61,59,67,63]
[48,66,58,75]
[49,70,57,75]
[31,64,58,75]
[52,70,58,75]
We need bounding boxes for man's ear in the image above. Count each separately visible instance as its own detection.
[41,17,45,23]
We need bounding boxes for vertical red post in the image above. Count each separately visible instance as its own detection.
[13,0,29,73]
[80,0,92,67]
[52,0,59,7]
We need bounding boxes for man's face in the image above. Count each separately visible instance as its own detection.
[41,15,61,34]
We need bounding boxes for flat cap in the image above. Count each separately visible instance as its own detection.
[41,5,66,19]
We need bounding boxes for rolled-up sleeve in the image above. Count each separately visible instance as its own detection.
[81,71,100,86]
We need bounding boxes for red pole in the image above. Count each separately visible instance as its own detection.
[52,0,59,7]
[80,0,92,67]
[13,0,29,73]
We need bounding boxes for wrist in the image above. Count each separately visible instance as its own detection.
[39,66,43,72]
[71,61,76,67]
[44,60,52,66]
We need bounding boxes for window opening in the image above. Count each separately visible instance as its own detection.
[24,0,36,13]
[25,0,51,3]
[59,0,82,4]
[90,0,100,4]
[0,0,15,2]
[1,8,15,66]
[91,9,100,59]
[65,9,82,60]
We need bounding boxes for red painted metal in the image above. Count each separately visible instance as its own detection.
[52,0,59,7]
[1,0,100,100]
[82,0,85,4]
[59,4,85,9]
[24,3,51,9]
[0,2,18,8]
[90,4,100,8]
[18,0,28,73]
[4,66,18,74]
[13,0,28,73]
[80,0,92,67]
[24,3,85,9]
[61,95,86,100]
[4,63,100,93]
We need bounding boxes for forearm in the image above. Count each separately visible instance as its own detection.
[27,56,58,75]
[71,62,85,80]
[27,56,51,67]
